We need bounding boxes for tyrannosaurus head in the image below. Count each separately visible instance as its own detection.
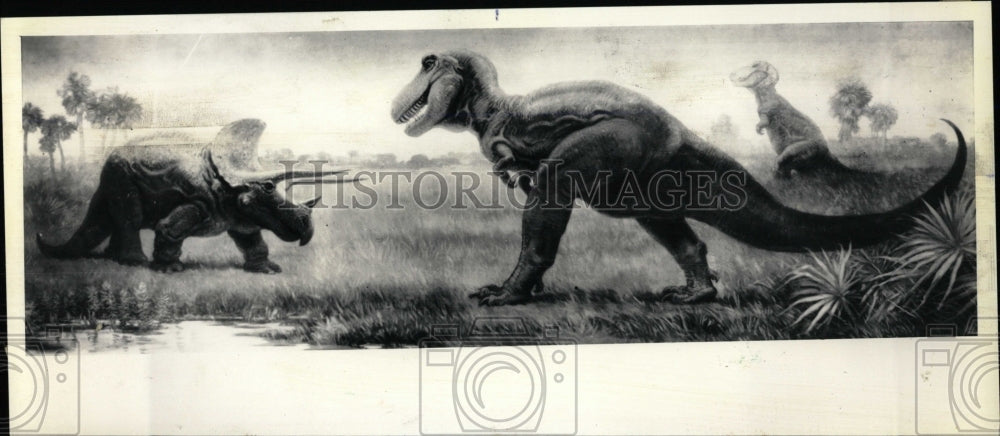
[730,61,779,89]
[391,51,498,137]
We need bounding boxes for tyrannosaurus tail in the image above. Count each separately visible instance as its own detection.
[36,190,112,259]
[684,120,967,252]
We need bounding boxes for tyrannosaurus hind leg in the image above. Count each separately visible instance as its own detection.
[470,187,572,306]
[776,139,827,176]
[636,217,718,304]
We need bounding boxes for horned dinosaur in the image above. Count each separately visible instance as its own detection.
[36,143,350,273]
[391,50,967,306]
[730,61,863,177]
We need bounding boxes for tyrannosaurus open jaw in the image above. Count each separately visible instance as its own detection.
[391,54,464,137]
[730,61,779,89]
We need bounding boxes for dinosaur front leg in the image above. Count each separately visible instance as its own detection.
[228,230,281,274]
[755,113,770,134]
[471,187,572,306]
[491,143,535,193]
[151,205,204,272]
[636,217,718,304]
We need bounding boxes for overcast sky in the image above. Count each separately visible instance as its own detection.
[21,21,973,159]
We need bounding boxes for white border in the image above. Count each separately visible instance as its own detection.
[3,3,995,435]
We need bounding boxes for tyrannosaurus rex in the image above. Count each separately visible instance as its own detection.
[730,61,863,177]
[391,50,967,306]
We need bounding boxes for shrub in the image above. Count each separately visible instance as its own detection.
[787,248,861,334]
[880,190,976,311]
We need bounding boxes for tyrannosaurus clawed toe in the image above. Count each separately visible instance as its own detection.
[660,285,718,305]
[469,284,540,306]
[394,51,967,306]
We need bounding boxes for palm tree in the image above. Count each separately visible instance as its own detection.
[865,103,898,144]
[110,92,143,142]
[22,103,45,155]
[829,78,873,143]
[58,72,94,164]
[86,90,114,151]
[86,88,143,151]
[40,115,77,174]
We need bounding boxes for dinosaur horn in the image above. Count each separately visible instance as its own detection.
[302,196,322,208]
[228,168,350,183]
[284,175,367,188]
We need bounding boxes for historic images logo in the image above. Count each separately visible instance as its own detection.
[418,317,577,434]
[914,318,999,434]
[3,317,81,435]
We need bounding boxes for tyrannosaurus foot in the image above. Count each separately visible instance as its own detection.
[244,260,282,274]
[469,285,533,306]
[660,285,718,304]
[151,260,185,273]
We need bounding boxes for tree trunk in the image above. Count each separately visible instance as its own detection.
[48,152,56,176]
[57,141,66,172]
[77,113,85,165]
[100,128,108,153]
[23,130,28,155]
[838,123,853,143]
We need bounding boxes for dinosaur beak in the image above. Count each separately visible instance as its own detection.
[299,226,314,246]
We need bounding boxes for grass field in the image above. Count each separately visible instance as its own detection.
[21,139,978,347]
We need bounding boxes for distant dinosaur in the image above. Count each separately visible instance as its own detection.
[36,144,350,273]
[730,61,862,177]
[391,50,967,306]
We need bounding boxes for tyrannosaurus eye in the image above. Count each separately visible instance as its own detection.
[422,55,437,71]
[261,181,276,192]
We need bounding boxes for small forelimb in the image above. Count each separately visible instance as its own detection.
[755,114,770,134]
[491,141,536,190]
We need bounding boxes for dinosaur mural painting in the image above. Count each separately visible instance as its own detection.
[391,50,967,306]
[729,61,862,177]
[36,144,352,273]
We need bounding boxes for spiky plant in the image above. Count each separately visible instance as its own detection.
[883,190,976,310]
[854,247,916,324]
[787,248,861,334]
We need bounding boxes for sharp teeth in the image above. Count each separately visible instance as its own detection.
[397,98,426,124]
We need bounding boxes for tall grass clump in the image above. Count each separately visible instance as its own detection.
[787,248,862,334]
[854,246,916,326]
[881,190,977,316]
